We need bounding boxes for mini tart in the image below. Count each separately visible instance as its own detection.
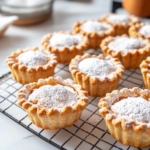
[129,23,150,40]
[69,53,124,97]
[17,76,88,130]
[6,47,57,84]
[99,87,150,148]
[140,57,150,89]
[73,20,114,49]
[100,13,139,36]
[41,31,89,64]
[101,35,150,69]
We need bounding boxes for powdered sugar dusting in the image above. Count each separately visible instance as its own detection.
[81,21,111,33]
[111,97,150,124]
[139,24,150,37]
[108,37,146,53]
[107,14,130,24]
[28,84,78,110]
[18,50,50,67]
[50,33,82,48]
[78,58,116,80]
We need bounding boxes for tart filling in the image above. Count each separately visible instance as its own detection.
[78,58,116,80]
[108,37,146,53]
[18,50,50,67]
[28,84,78,110]
[111,97,150,124]
[81,21,111,33]
[107,14,130,24]
[49,33,82,49]
[139,24,150,37]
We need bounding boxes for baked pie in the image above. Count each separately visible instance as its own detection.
[99,87,150,148]
[17,76,88,130]
[41,31,89,63]
[129,23,150,40]
[69,53,124,97]
[6,47,57,84]
[140,57,150,89]
[101,35,150,69]
[100,13,139,35]
[73,20,114,49]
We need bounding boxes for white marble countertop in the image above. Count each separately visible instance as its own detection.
[0,0,111,150]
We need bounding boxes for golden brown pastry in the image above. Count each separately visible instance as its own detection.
[6,47,57,84]
[41,31,89,63]
[140,57,150,89]
[101,35,150,69]
[99,87,150,148]
[69,53,124,97]
[17,76,88,130]
[129,23,150,40]
[100,13,139,35]
[73,20,114,49]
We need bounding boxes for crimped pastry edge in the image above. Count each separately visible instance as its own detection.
[100,35,150,69]
[69,53,124,97]
[6,47,58,84]
[73,20,115,49]
[129,23,150,40]
[41,31,89,63]
[100,13,139,36]
[98,87,150,148]
[17,76,88,130]
[140,57,150,89]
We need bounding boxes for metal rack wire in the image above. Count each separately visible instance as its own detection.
[0,49,149,150]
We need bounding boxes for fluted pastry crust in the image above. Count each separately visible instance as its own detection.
[99,87,150,148]
[129,23,150,40]
[69,53,124,97]
[73,20,114,49]
[100,35,150,69]
[6,47,57,84]
[41,31,89,63]
[17,76,88,130]
[100,13,139,36]
[140,57,150,89]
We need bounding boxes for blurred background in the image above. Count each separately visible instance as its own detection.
[0,0,149,74]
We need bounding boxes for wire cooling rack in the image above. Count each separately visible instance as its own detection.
[0,49,149,150]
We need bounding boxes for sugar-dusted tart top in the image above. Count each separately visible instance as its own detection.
[81,20,111,33]
[139,24,150,37]
[102,14,139,26]
[107,14,130,24]
[28,84,79,110]
[49,33,83,48]
[78,57,116,80]
[99,87,150,127]
[108,37,146,53]
[111,97,150,124]
[18,50,50,67]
